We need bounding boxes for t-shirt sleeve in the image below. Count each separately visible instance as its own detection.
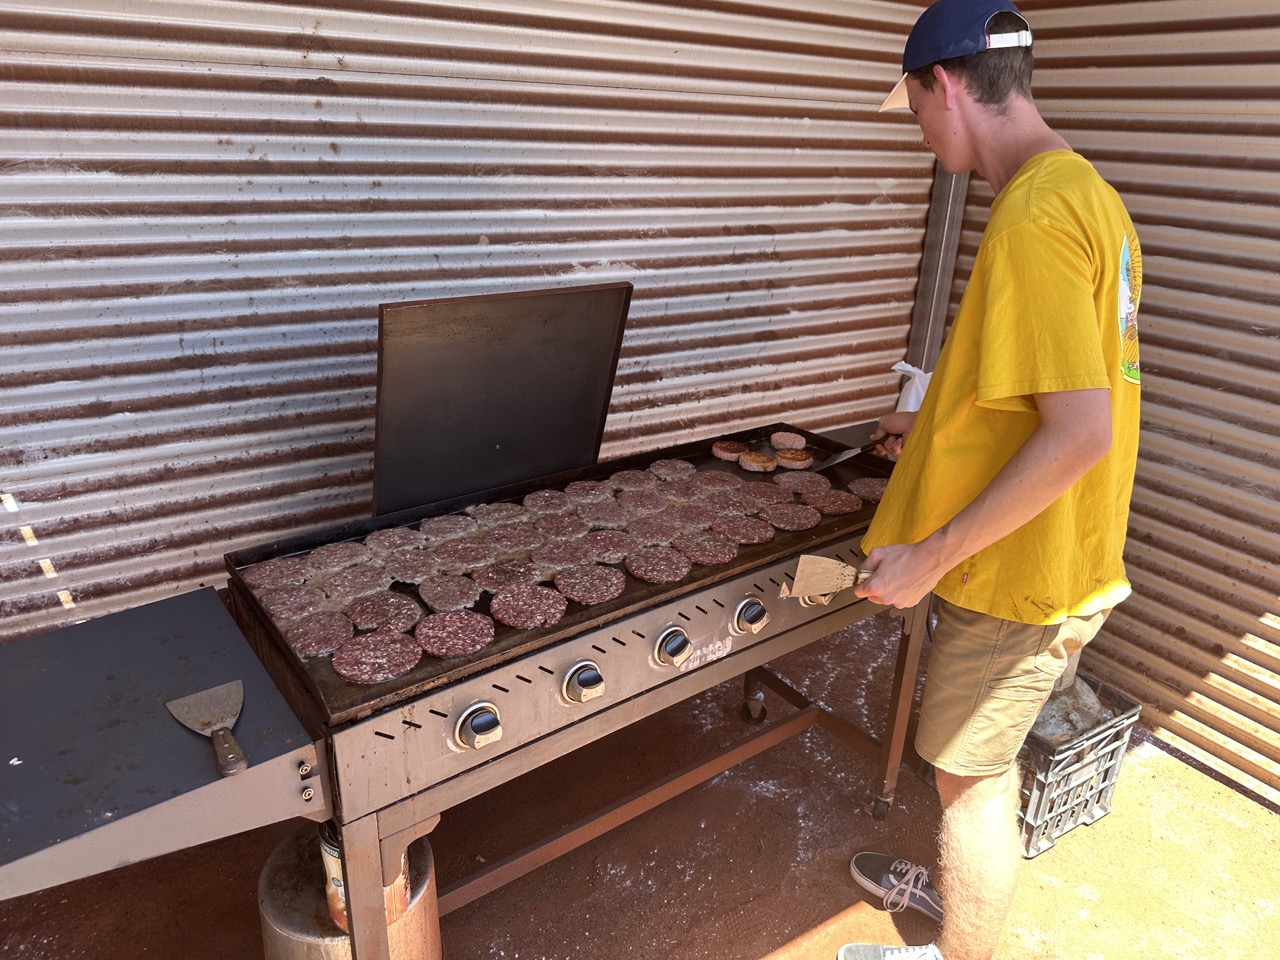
[975,220,1110,412]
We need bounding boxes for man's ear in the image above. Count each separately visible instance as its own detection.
[933,63,961,109]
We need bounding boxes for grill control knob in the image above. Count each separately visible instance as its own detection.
[563,661,606,703]
[654,627,693,668]
[733,597,771,635]
[799,592,835,607]
[455,703,503,750]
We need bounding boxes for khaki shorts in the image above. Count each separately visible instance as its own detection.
[915,598,1110,777]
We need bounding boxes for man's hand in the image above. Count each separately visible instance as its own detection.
[854,541,945,609]
[869,410,917,457]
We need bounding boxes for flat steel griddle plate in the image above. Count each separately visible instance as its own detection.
[226,423,892,728]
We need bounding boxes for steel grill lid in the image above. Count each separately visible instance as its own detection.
[373,281,633,516]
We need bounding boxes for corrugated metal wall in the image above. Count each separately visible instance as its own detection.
[939,0,1280,805]
[0,2,935,641]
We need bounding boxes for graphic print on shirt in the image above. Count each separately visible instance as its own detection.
[1118,233,1141,384]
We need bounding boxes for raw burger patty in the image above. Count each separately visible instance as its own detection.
[648,458,697,481]
[418,514,478,543]
[471,558,541,593]
[284,611,354,658]
[242,556,311,590]
[258,585,327,622]
[626,515,685,546]
[554,564,626,605]
[757,503,823,531]
[771,471,831,495]
[346,591,423,632]
[625,546,693,584]
[332,628,422,684]
[695,470,742,490]
[523,489,573,515]
[416,610,496,659]
[432,538,497,574]
[563,479,614,504]
[531,539,595,570]
[656,478,704,502]
[663,503,719,531]
[770,430,807,450]
[577,500,629,530]
[672,531,739,566]
[306,540,372,572]
[847,477,889,502]
[701,489,751,516]
[618,489,668,516]
[468,502,531,529]
[417,575,482,612]
[802,489,864,516]
[711,515,776,545]
[363,526,425,552]
[384,549,439,584]
[490,584,569,629]
[741,481,795,505]
[583,530,642,564]
[320,564,393,603]
[535,514,590,540]
[487,523,545,554]
[610,469,658,491]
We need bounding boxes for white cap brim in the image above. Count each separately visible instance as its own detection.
[879,74,910,112]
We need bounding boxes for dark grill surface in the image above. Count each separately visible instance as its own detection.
[225,424,891,727]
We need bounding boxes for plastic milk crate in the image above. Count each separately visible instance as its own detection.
[1016,673,1142,858]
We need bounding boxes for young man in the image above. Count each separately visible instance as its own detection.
[837,2,1142,959]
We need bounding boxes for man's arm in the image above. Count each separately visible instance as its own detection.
[854,388,1113,609]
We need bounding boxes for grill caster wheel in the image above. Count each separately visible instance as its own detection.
[867,798,892,821]
[741,699,767,724]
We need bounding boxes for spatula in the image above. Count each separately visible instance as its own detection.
[780,554,874,599]
[165,679,249,777]
[809,444,867,472]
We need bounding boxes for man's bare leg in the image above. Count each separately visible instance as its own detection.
[934,765,1023,960]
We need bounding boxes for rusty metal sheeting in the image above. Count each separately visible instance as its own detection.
[946,0,1280,806]
[0,1,935,641]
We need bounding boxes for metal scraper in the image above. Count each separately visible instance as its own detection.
[781,554,874,599]
[165,679,249,777]
[809,444,867,472]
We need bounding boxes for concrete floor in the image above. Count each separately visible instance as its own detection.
[2,610,1277,959]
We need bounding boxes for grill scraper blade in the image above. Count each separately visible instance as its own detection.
[782,554,873,599]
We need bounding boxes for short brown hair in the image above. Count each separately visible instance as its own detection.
[909,12,1033,110]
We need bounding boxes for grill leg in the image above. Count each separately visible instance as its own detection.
[342,815,443,960]
[741,669,768,723]
[868,596,929,817]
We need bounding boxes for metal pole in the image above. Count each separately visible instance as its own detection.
[904,164,969,374]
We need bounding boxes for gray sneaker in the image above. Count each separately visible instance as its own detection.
[835,943,943,960]
[849,852,944,923]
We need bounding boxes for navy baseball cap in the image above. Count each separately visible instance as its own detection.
[880,0,1032,112]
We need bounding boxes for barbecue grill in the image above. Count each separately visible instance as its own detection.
[0,282,928,960]
[221,419,924,960]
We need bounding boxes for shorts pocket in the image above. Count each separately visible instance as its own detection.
[985,670,1057,702]
[957,673,1053,771]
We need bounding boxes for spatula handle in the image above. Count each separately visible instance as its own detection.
[211,726,249,776]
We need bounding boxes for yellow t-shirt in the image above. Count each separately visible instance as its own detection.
[862,151,1142,625]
